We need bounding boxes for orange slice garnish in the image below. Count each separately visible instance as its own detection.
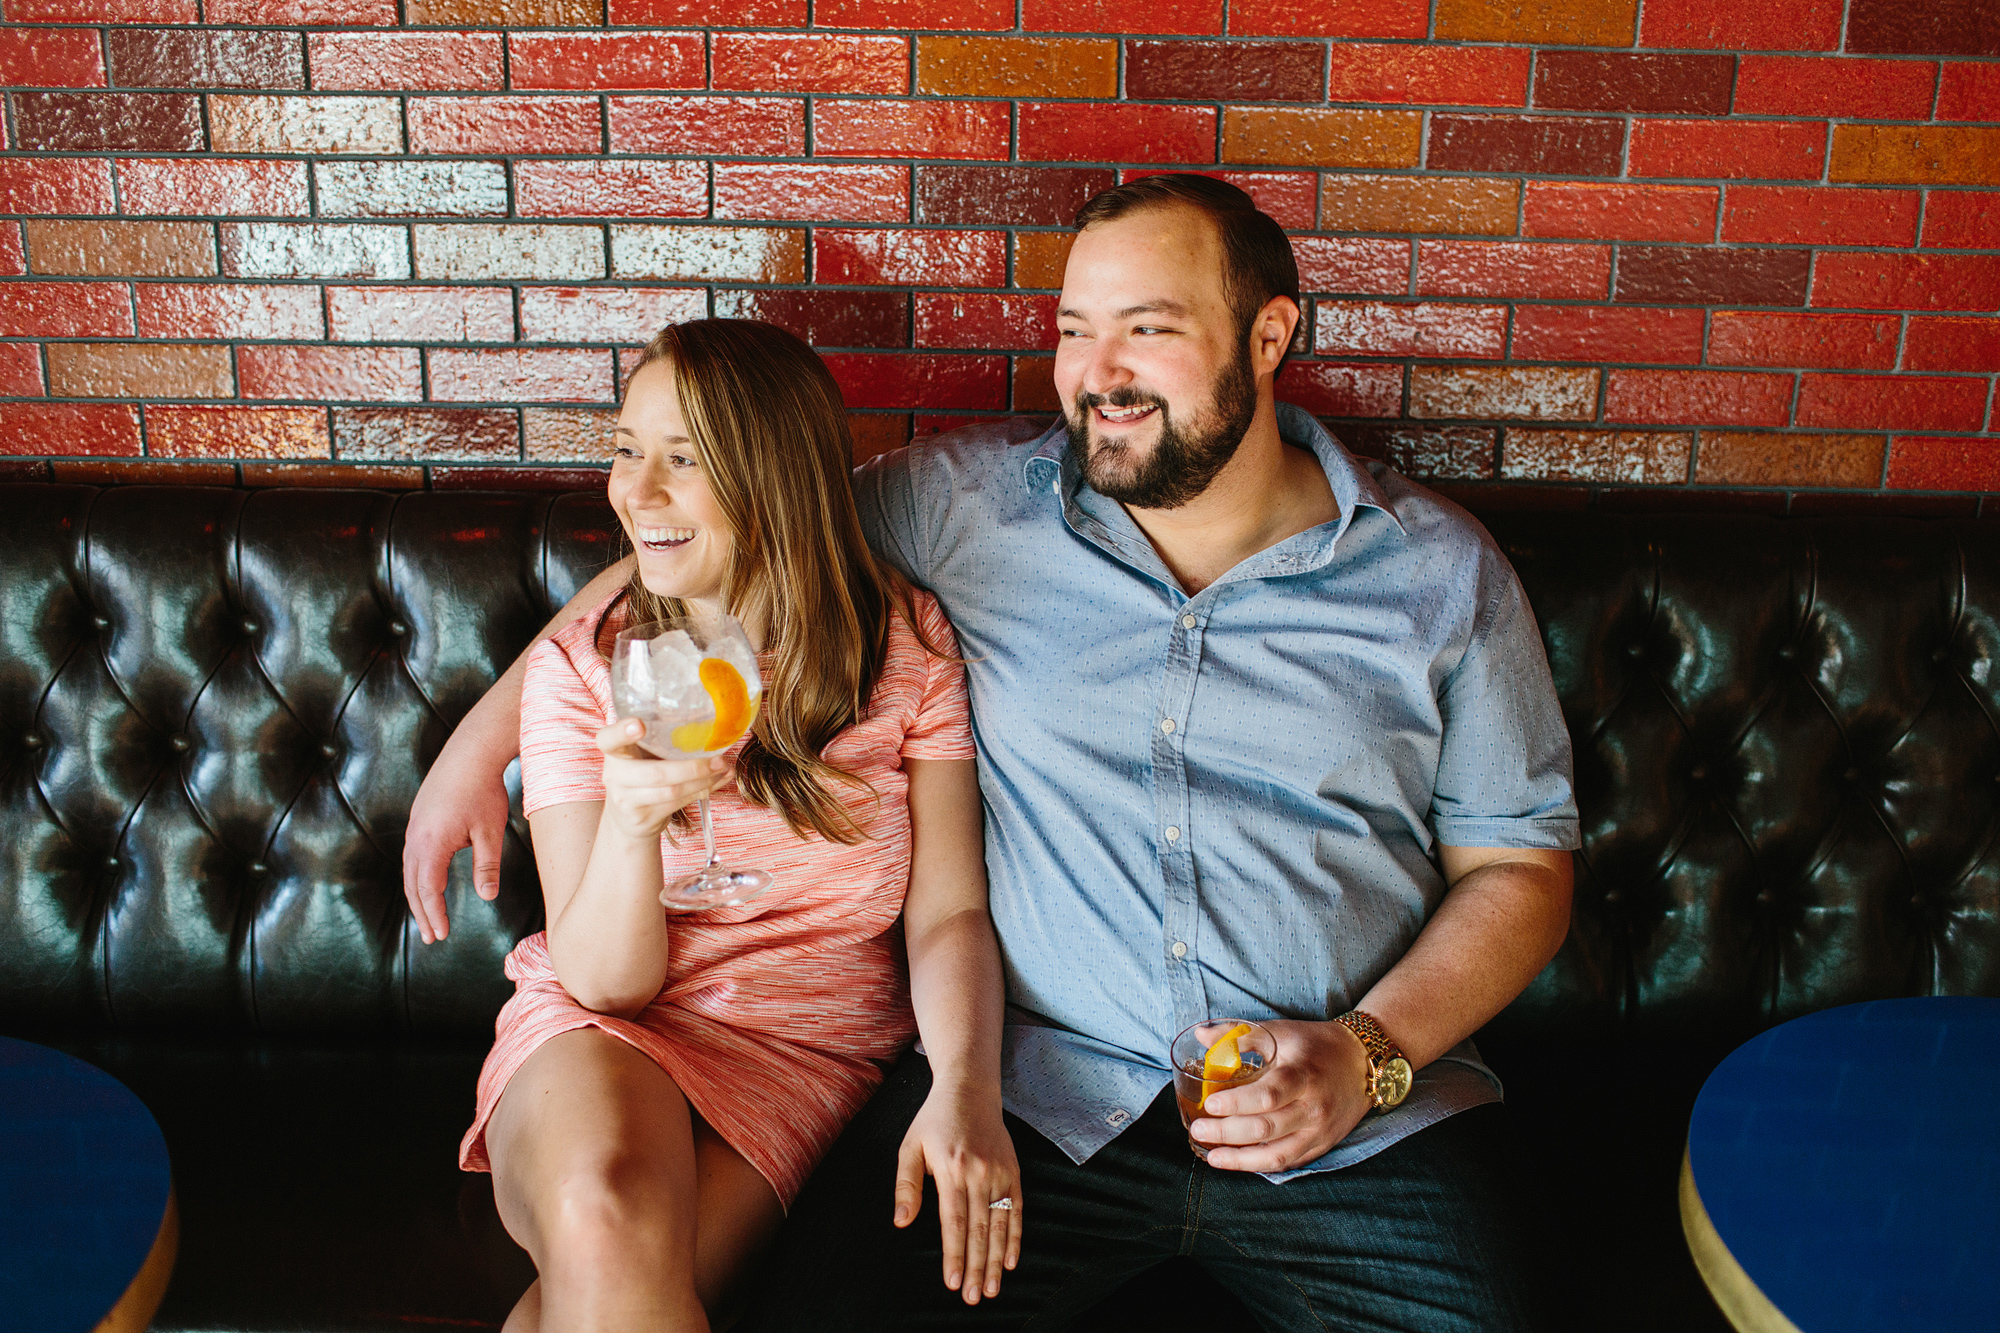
[1200,1022,1253,1105]
[669,658,755,754]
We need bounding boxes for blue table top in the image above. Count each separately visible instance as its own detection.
[1686,996,2000,1333]
[0,1036,174,1333]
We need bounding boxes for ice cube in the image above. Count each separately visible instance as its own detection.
[708,634,761,696]
[649,630,705,711]
[611,636,653,716]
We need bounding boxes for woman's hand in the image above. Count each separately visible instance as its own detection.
[595,718,729,843]
[893,1077,1023,1305]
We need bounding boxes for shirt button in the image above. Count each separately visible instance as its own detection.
[1164,826,1180,842]
[1180,614,1196,629]
[1160,718,1175,733]
[1170,941,1188,958]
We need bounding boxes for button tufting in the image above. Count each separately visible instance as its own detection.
[1689,764,1708,783]
[1756,889,1775,905]
[249,862,267,875]
[93,616,109,630]
[241,617,259,635]
[1604,888,1622,904]
[1625,642,1645,659]
[170,736,188,752]
[1843,767,1861,784]
[21,733,41,748]
[1931,648,1948,663]
[1776,645,1795,662]
[389,621,408,637]
[321,743,338,759]
[1909,893,1924,908]
[104,855,118,869]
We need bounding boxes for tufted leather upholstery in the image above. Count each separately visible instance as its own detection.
[2,484,1995,1331]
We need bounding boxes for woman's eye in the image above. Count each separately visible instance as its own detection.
[611,444,638,459]
[669,454,697,469]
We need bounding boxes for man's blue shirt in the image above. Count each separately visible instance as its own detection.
[855,404,1580,1180]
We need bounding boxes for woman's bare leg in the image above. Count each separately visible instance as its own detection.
[484,1027,781,1332]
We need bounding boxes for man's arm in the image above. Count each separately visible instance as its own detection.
[1193,845,1572,1172]
[400,553,635,943]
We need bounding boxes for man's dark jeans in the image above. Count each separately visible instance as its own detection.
[738,1051,1544,1333]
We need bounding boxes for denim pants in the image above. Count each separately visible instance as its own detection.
[737,1050,1544,1333]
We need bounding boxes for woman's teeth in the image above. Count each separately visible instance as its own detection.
[637,525,695,549]
[1097,403,1158,424]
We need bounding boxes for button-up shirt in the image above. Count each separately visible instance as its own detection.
[855,404,1580,1180]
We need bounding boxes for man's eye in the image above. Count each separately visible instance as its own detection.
[1058,327,1086,338]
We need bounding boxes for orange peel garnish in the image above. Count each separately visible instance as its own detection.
[669,658,755,754]
[1200,1022,1253,1106]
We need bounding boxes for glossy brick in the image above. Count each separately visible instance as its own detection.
[1628,121,1827,182]
[1435,0,1637,45]
[209,96,401,155]
[714,289,908,348]
[412,224,604,281]
[0,29,107,87]
[821,352,1007,410]
[1938,63,2000,121]
[238,346,422,402]
[315,161,507,218]
[1351,425,1497,480]
[815,229,1006,286]
[1325,44,1530,107]
[1293,237,1412,294]
[1222,109,1422,169]
[335,406,520,461]
[429,349,614,402]
[1604,369,1793,426]
[849,411,912,462]
[815,101,1010,161]
[1313,301,1506,358]
[609,96,804,157]
[1010,357,1058,411]
[0,224,19,275]
[135,283,325,340]
[1887,437,2000,490]
[11,93,203,152]
[608,0,804,21]
[915,167,1116,227]
[914,37,1116,99]
[1614,248,1810,306]
[25,221,214,277]
[1709,312,1899,370]
[713,165,909,223]
[0,344,44,396]
[1812,254,2000,312]
[711,35,907,96]
[1847,0,2000,58]
[1021,0,1219,33]
[1409,366,1598,420]
[1523,184,1716,242]
[1425,115,1623,176]
[522,406,615,463]
[1125,40,1322,103]
[1694,431,1883,487]
[1123,170,1317,230]
[326,286,515,343]
[1830,126,2000,187]
[408,0,606,20]
[1274,362,1404,416]
[610,225,806,282]
[147,405,330,459]
[0,159,114,215]
[0,404,142,458]
[209,0,399,19]
[407,97,600,156]
[1721,187,1920,247]
[1534,52,1733,114]
[816,0,1013,27]
[913,293,1057,349]
[1231,0,1428,38]
[307,33,503,92]
[0,283,135,337]
[106,29,303,90]
[1511,305,1706,364]
[1638,0,1843,50]
[1795,374,1989,431]
[1904,318,2000,373]
[221,223,409,279]
[1011,232,1074,289]
[116,159,308,217]
[1734,57,1938,120]
[45,343,232,398]
[1417,241,1610,300]
[1320,175,1518,236]
[1501,429,1691,484]
[518,286,706,342]
[508,33,704,91]
[1019,104,1216,165]
[514,161,708,218]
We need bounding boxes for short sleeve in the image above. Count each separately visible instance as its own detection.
[519,634,611,818]
[852,446,930,587]
[900,591,975,762]
[1428,545,1581,851]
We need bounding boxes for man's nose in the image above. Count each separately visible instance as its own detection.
[1077,339,1135,398]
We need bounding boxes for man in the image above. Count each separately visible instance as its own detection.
[406,175,1577,1331]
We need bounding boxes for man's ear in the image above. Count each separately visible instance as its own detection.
[1251,295,1302,376]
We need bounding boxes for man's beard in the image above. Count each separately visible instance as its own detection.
[1067,344,1259,511]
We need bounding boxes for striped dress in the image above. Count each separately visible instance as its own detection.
[458,586,974,1208]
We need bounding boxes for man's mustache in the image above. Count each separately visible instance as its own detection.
[1074,388,1168,414]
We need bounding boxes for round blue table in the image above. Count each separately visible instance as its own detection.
[1681,996,2000,1333]
[0,1036,177,1333]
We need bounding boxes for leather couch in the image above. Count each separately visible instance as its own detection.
[3,479,1994,1332]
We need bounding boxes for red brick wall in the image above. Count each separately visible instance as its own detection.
[0,0,1995,511]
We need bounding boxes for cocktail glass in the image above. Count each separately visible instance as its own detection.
[610,612,772,911]
[1171,1019,1276,1161]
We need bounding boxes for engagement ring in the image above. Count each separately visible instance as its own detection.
[988,1198,1014,1210]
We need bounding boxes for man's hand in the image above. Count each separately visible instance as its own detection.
[1189,1018,1373,1173]
[893,1078,1023,1306]
[401,748,513,945]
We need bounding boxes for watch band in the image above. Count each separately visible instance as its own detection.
[1333,1010,1408,1110]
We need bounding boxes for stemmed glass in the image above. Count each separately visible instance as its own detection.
[610,612,773,911]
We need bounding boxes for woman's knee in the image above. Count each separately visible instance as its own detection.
[538,1145,690,1260]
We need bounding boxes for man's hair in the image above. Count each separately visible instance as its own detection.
[1072,174,1300,338]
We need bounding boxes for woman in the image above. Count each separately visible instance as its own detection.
[457,320,1019,1330]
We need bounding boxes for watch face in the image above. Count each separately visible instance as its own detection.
[1378,1057,1414,1109]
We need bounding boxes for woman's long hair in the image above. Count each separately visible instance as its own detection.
[618,318,924,845]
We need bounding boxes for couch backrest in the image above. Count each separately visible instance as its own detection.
[3,486,1995,1042]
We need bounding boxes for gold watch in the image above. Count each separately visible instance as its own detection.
[1333,1010,1413,1113]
